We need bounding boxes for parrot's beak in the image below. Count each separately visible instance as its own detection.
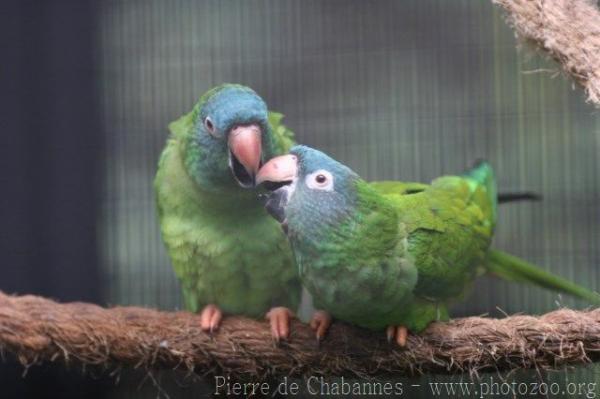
[255,154,298,187]
[228,124,262,188]
[256,154,298,225]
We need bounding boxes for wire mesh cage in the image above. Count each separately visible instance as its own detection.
[99,0,599,313]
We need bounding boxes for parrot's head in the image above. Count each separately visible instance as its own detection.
[256,145,361,234]
[182,84,275,192]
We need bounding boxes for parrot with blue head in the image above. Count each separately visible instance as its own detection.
[154,85,328,340]
[257,145,600,345]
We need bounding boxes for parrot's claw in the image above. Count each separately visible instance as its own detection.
[309,310,332,342]
[199,304,223,334]
[386,325,409,347]
[265,307,295,342]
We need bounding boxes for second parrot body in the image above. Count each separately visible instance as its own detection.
[257,146,599,338]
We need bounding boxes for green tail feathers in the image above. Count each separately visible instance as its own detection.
[487,250,600,305]
[468,162,599,305]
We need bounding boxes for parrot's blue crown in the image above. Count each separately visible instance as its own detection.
[199,85,269,135]
[289,145,359,181]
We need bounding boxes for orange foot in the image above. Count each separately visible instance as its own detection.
[386,325,409,347]
[309,310,332,342]
[265,307,295,342]
[199,304,223,334]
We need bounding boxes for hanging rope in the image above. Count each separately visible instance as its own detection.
[493,0,600,106]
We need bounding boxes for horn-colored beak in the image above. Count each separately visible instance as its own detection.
[256,154,298,185]
[228,124,262,178]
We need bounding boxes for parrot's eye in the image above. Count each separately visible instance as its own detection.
[306,169,334,191]
[204,117,217,137]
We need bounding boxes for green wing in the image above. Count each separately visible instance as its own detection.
[373,165,600,308]
[378,165,495,302]
[268,111,295,154]
[369,180,428,196]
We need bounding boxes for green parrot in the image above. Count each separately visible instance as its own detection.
[256,145,600,345]
[154,85,327,340]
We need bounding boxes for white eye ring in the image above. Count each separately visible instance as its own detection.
[305,169,334,191]
[204,117,218,137]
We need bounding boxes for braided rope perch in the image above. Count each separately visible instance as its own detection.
[1,291,599,379]
[493,0,600,106]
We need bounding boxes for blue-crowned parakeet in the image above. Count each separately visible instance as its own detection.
[256,145,600,345]
[155,85,326,339]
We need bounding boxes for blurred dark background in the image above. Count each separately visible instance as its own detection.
[1,0,598,398]
[0,0,107,398]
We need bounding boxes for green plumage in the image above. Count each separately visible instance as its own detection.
[155,85,299,317]
[277,146,599,332]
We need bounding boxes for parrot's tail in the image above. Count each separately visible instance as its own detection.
[487,250,600,305]
[497,192,542,203]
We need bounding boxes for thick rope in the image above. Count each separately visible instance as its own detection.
[0,291,599,379]
[493,0,600,106]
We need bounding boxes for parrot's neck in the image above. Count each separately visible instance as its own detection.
[162,137,266,219]
[195,185,264,214]
[287,181,402,271]
[179,134,264,205]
